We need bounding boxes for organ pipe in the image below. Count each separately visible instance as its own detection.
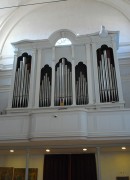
[39,65,52,107]
[12,53,31,108]
[54,58,72,106]
[75,62,88,105]
[97,45,119,103]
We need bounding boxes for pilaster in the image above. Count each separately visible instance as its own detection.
[71,45,76,105]
[28,49,37,108]
[91,43,100,103]
[34,48,42,107]
[112,40,124,104]
[96,147,102,180]
[51,47,56,107]
[25,150,29,180]
[7,50,19,109]
[86,43,94,104]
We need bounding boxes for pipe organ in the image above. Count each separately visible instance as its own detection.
[54,58,72,106]
[75,62,88,105]
[97,45,119,103]
[39,65,52,107]
[9,27,124,111]
[12,53,31,108]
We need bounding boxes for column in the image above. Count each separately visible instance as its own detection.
[96,147,102,180]
[112,39,124,103]
[92,43,100,104]
[34,48,42,107]
[86,43,94,104]
[7,50,19,109]
[25,150,29,180]
[71,45,76,105]
[28,49,37,108]
[51,47,55,107]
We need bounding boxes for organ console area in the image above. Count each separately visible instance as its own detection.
[7,27,124,112]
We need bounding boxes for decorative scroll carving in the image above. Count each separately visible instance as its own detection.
[54,58,72,106]
[75,62,88,105]
[39,65,52,107]
[12,53,31,108]
[97,45,119,103]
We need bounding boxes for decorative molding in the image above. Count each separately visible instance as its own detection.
[119,59,130,65]
[0,108,130,143]
[0,85,10,92]
[121,76,130,81]
[0,64,13,70]
[0,69,12,77]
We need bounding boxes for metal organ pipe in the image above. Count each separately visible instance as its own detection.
[97,48,119,102]
[54,58,72,106]
[12,55,31,108]
[39,65,52,107]
[76,72,88,105]
[75,62,88,105]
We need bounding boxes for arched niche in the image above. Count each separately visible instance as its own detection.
[96,45,119,103]
[12,52,32,108]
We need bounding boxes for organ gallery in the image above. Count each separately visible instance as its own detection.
[8,27,124,111]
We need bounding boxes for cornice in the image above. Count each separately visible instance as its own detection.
[0,85,10,92]
[0,64,13,71]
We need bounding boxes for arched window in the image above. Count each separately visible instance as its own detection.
[55,38,72,46]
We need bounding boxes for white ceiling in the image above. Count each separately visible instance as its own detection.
[0,0,130,21]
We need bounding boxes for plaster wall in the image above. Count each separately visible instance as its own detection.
[101,152,130,180]
[0,154,44,180]
[0,152,130,180]
[1,0,130,58]
[120,59,130,108]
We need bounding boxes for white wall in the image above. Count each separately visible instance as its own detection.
[119,59,130,108]
[0,70,11,112]
[0,151,130,180]
[101,151,130,180]
[0,154,44,180]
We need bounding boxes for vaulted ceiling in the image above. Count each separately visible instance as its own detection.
[0,0,130,23]
[0,0,130,59]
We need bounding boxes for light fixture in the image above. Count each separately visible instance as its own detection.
[83,148,87,151]
[122,147,126,150]
[46,149,50,152]
[10,150,14,153]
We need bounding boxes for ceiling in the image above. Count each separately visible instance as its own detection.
[0,138,130,155]
[0,0,130,22]
[0,0,130,58]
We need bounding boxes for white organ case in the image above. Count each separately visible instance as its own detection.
[7,27,124,113]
